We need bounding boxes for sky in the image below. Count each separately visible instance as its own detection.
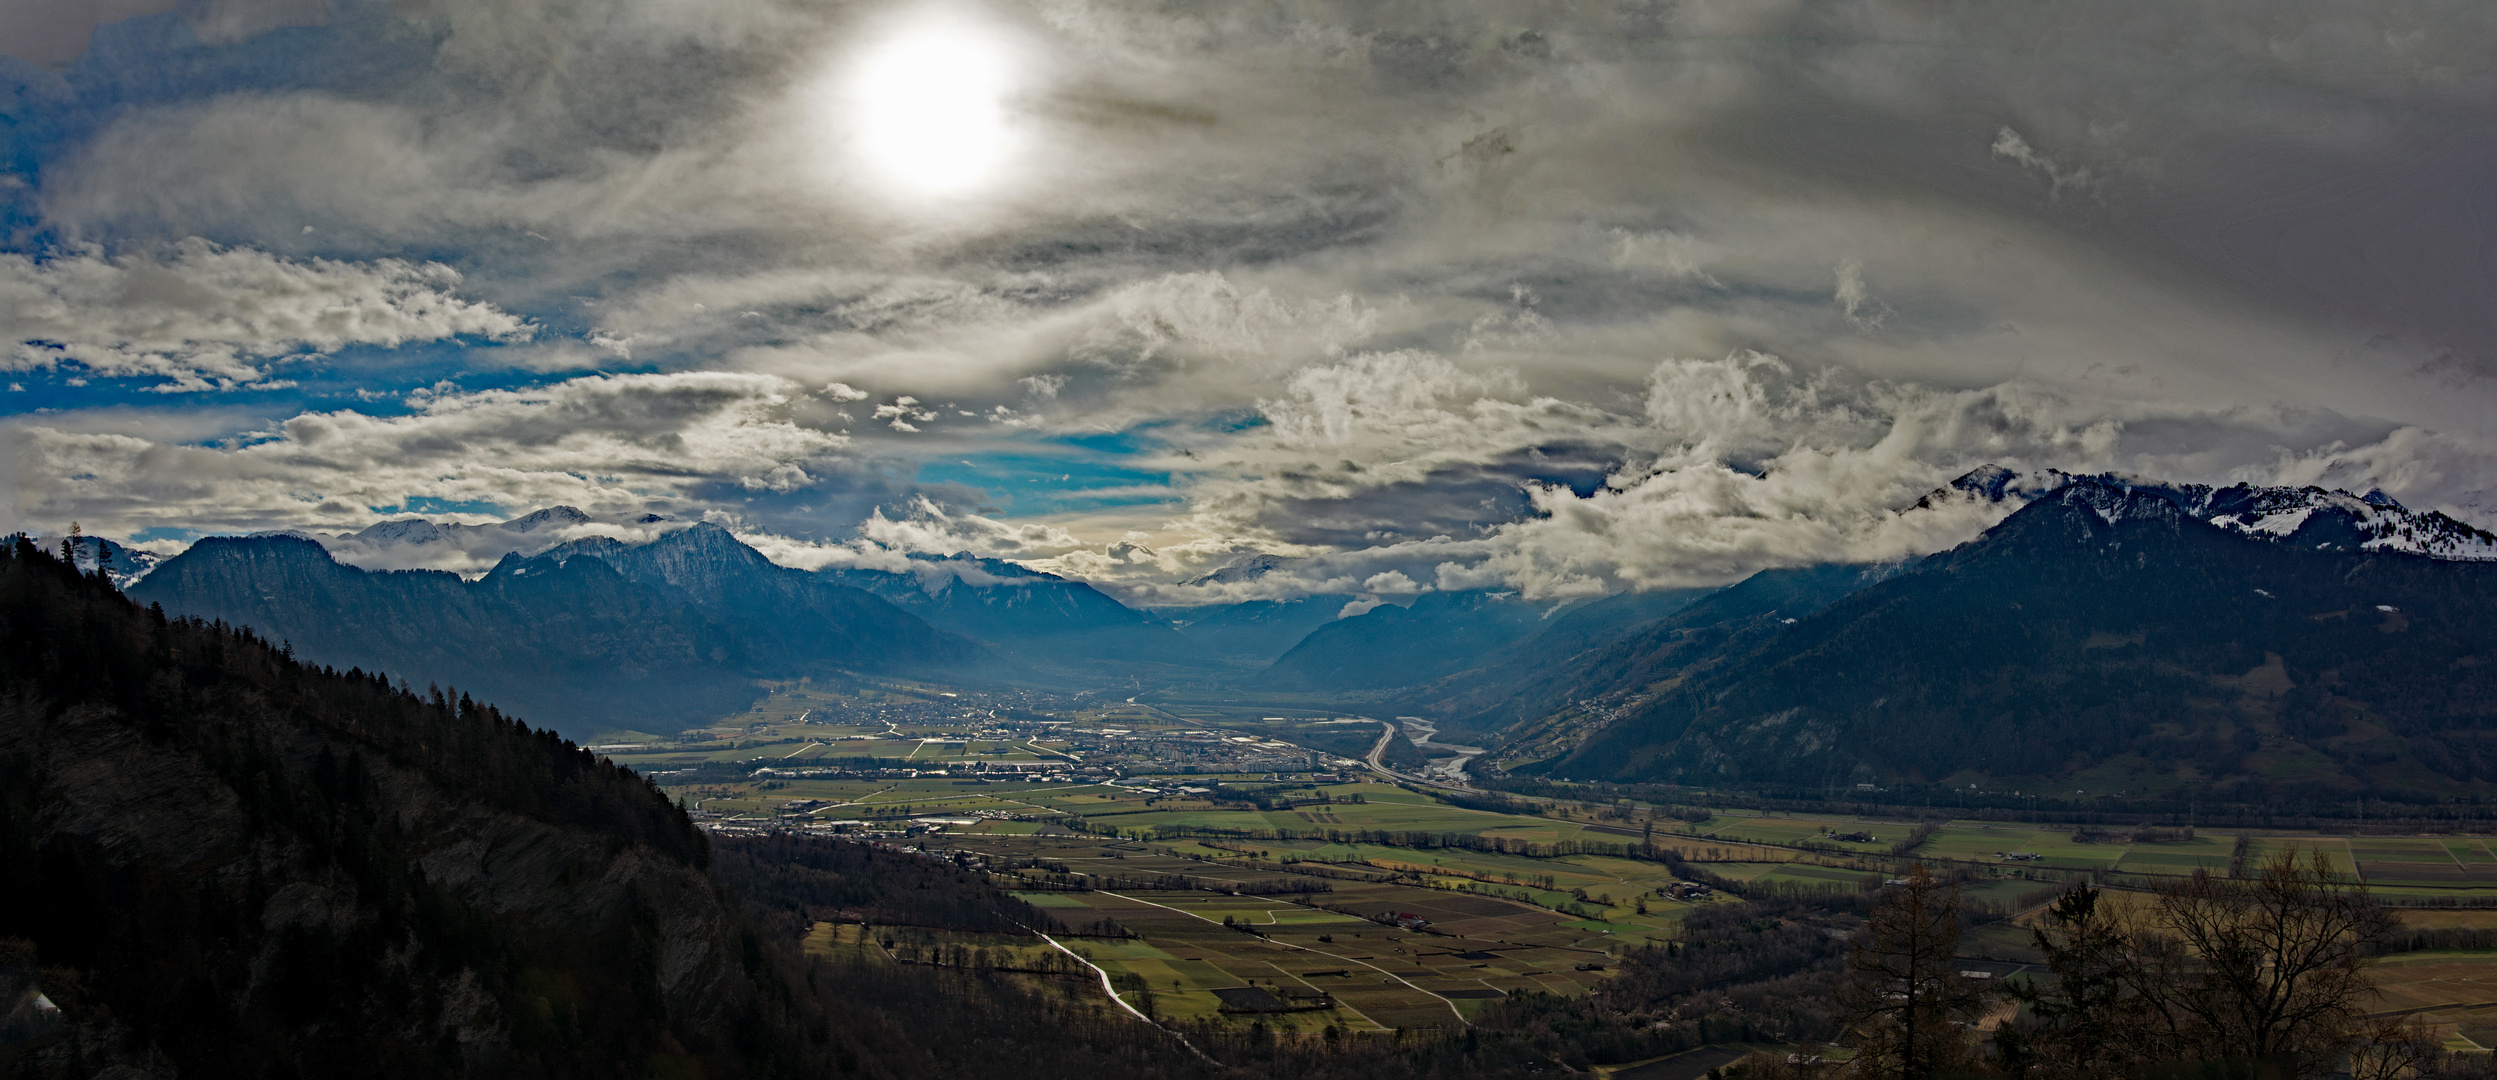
[4,0,2495,606]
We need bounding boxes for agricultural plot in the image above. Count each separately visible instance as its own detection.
[1753,863,1878,891]
[2111,836,2234,876]
[2246,837,2360,877]
[2400,909,2497,932]
[2349,838,2497,887]
[917,834,1660,1030]
[1021,890,1475,1031]
[2365,950,2497,1032]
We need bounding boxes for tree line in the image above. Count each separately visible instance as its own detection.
[1743,852,2483,1080]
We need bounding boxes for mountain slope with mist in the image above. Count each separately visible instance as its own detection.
[822,552,1216,674]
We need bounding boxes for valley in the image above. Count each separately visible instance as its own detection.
[589,677,2497,1058]
[25,469,2497,1076]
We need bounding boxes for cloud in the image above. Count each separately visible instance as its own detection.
[311,508,687,576]
[1833,259,1886,329]
[1989,127,2098,200]
[4,371,844,535]
[10,0,2497,605]
[0,239,528,391]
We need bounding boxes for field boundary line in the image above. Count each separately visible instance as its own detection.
[1035,931,1222,1065]
[1097,890,1472,1027]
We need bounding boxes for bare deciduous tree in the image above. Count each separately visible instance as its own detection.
[2005,850,2396,1080]
[2137,850,2395,1077]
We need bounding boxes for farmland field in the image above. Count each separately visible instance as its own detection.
[630,692,2497,1032]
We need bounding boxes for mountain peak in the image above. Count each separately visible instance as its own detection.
[352,516,449,543]
[503,506,592,531]
[1914,464,2497,561]
[41,533,166,590]
[1184,552,1298,587]
[2054,476,2194,526]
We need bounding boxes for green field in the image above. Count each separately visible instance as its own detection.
[629,683,2497,1036]
[912,835,1639,1030]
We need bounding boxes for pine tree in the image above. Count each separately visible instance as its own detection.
[1839,865,1987,1079]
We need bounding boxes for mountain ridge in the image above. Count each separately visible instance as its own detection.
[1517,480,2497,802]
[125,530,983,734]
[1911,465,2497,560]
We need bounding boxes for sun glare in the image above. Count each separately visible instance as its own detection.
[847,18,1018,198]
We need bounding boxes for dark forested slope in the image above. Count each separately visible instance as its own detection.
[0,538,792,1077]
[1536,482,2497,801]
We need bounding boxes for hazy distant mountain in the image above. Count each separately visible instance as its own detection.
[1385,584,1724,738]
[1252,590,1557,691]
[1162,596,1352,664]
[1526,480,2497,802]
[305,505,630,573]
[823,553,1215,674]
[127,529,982,733]
[1913,465,2497,560]
[1181,552,1301,586]
[543,523,989,677]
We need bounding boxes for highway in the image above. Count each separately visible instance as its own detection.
[1361,719,1484,793]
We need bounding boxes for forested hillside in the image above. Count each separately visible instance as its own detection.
[1400,572,1867,739]
[1533,482,2497,801]
[0,537,773,1076]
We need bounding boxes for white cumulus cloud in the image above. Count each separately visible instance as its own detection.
[0,239,530,391]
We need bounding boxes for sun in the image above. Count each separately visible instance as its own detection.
[846,17,1019,198]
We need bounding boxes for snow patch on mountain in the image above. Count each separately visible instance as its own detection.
[1182,552,1300,587]
[306,506,694,576]
[1912,466,2497,560]
[38,534,163,589]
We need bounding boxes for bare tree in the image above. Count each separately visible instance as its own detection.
[2132,849,2396,1078]
[1840,865,1988,1079]
[2348,1017,2444,1080]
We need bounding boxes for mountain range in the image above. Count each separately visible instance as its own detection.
[1503,478,2497,802]
[820,553,1217,675]
[1915,465,2497,560]
[126,527,985,734]
[82,469,2497,799]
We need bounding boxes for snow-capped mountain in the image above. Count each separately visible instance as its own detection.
[298,506,692,575]
[1911,466,2497,561]
[39,534,162,589]
[1181,552,1301,587]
